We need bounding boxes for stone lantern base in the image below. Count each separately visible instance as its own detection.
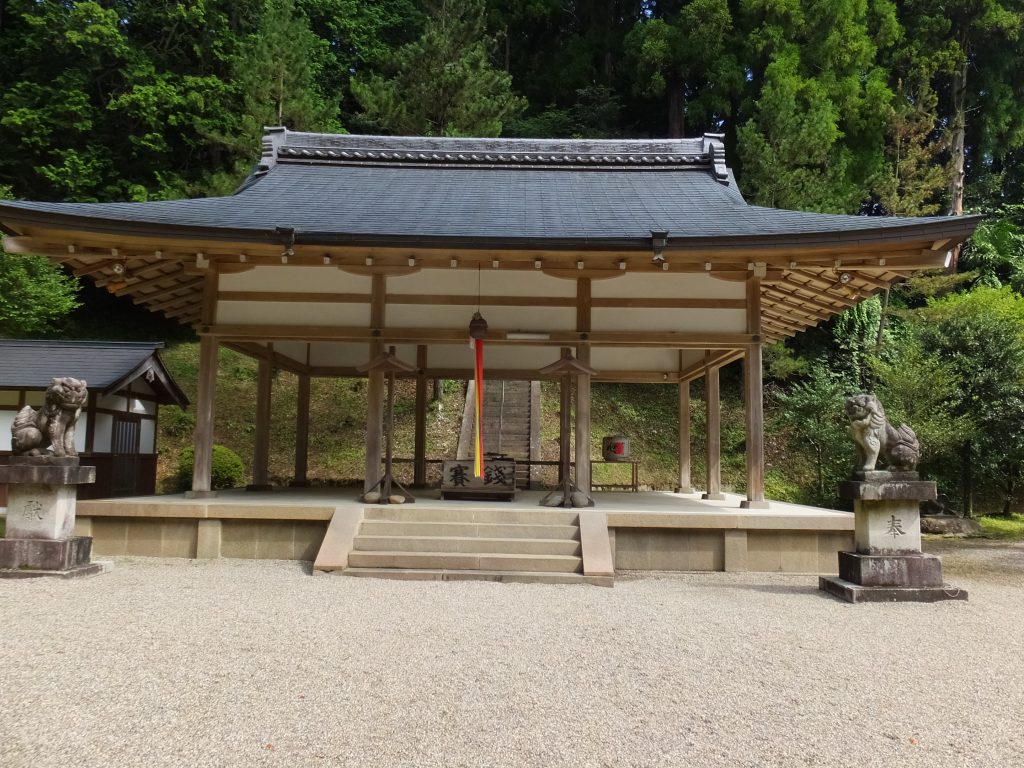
[0,457,111,579]
[819,471,967,603]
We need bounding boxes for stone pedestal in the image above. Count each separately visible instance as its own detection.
[820,472,967,603]
[0,457,111,579]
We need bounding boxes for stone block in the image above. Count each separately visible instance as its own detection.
[0,457,95,486]
[5,483,79,540]
[838,551,943,587]
[0,536,92,571]
[920,515,982,536]
[819,576,968,603]
[853,500,922,553]
[840,479,936,502]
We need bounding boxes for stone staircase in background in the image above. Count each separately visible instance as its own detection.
[458,379,540,489]
[341,505,612,585]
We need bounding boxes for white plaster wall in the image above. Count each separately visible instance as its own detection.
[306,343,420,369]
[591,272,745,299]
[591,307,747,333]
[98,393,127,412]
[388,269,575,297]
[386,304,576,332]
[93,413,113,453]
[217,300,370,327]
[140,419,156,454]
[590,348,681,372]
[0,412,14,439]
[219,265,373,293]
[426,344,561,372]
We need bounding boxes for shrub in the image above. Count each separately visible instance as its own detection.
[177,444,245,491]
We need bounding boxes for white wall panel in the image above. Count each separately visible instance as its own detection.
[219,265,372,293]
[387,304,576,332]
[140,419,156,454]
[217,301,370,327]
[591,307,746,333]
[590,348,681,372]
[98,394,127,411]
[93,413,112,453]
[388,269,575,297]
[591,272,745,299]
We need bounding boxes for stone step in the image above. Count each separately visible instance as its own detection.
[347,550,583,573]
[363,506,578,526]
[358,520,580,540]
[354,535,581,556]
[340,568,612,587]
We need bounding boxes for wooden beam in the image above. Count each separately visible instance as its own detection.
[200,323,754,349]
[364,275,386,494]
[414,345,428,486]
[112,267,190,296]
[186,335,218,498]
[742,276,768,508]
[678,375,693,493]
[677,350,740,383]
[576,279,592,495]
[251,356,273,488]
[294,369,311,486]
[702,353,725,500]
[132,278,202,305]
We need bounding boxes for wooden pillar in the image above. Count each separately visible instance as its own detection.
[293,372,310,486]
[743,268,769,508]
[187,335,219,498]
[702,353,725,500]
[249,355,273,490]
[364,274,386,494]
[575,279,592,496]
[413,345,428,486]
[188,267,219,499]
[575,348,592,495]
[558,354,570,484]
[677,380,693,493]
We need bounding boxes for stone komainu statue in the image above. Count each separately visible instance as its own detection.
[11,377,88,458]
[845,393,920,472]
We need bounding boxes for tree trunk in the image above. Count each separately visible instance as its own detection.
[961,441,974,517]
[667,82,684,139]
[947,55,968,271]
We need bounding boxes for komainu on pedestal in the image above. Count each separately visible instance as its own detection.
[819,394,967,603]
[0,376,110,579]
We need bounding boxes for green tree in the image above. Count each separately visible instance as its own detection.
[914,287,1024,515]
[351,0,525,136]
[871,77,949,215]
[0,254,80,337]
[772,366,851,506]
[623,0,740,137]
[232,0,339,146]
[737,0,900,212]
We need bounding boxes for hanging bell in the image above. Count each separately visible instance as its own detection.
[468,311,488,340]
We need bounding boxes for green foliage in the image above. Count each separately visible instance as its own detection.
[351,0,525,136]
[623,0,740,137]
[738,0,896,211]
[177,444,246,491]
[978,513,1024,539]
[959,206,1024,289]
[161,407,196,438]
[0,253,80,337]
[871,77,949,215]
[772,366,851,507]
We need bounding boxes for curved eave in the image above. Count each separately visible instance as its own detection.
[0,203,984,253]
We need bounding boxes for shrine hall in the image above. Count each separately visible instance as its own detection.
[0,130,980,582]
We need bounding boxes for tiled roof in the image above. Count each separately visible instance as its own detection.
[0,340,187,406]
[0,129,976,247]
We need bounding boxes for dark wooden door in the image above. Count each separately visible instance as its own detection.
[111,413,141,497]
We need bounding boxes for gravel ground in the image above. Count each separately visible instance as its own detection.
[1,544,1022,768]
